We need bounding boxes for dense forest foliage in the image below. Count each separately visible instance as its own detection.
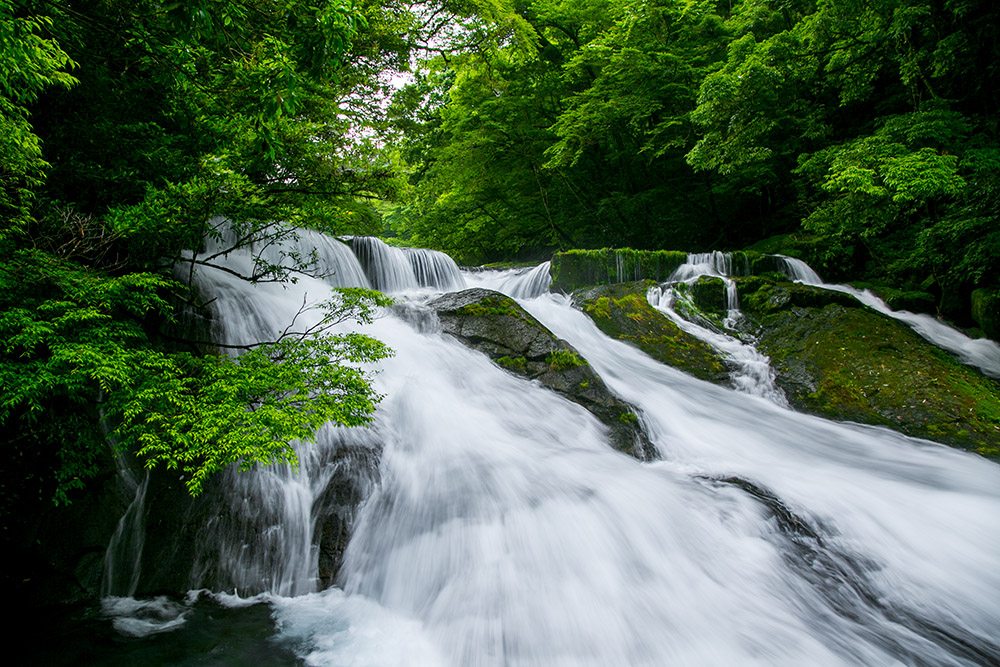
[386,0,1000,321]
[1,0,998,507]
[0,0,406,507]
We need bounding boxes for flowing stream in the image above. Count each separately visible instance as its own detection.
[90,236,1000,666]
[774,255,1000,379]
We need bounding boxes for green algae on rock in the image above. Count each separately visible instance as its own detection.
[573,282,729,384]
[550,249,688,293]
[736,279,1000,455]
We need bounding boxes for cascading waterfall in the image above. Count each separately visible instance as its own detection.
[773,255,1000,379]
[97,235,1000,666]
[464,261,552,298]
[351,236,467,292]
[773,254,823,284]
[102,465,149,597]
[648,253,785,402]
[403,246,466,292]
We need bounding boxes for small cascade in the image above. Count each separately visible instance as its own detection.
[401,247,466,291]
[650,252,786,402]
[671,251,740,281]
[102,464,150,597]
[350,237,420,292]
[648,284,787,404]
[464,261,552,299]
[668,252,743,328]
[773,255,823,284]
[350,237,466,292]
[771,255,1000,379]
[615,251,642,283]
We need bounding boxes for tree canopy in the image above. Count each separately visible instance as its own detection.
[0,0,403,505]
[384,0,1000,318]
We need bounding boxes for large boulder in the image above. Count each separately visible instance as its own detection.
[738,279,1000,455]
[572,282,729,384]
[429,288,652,459]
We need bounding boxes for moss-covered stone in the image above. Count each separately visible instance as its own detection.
[550,248,687,293]
[690,276,728,316]
[429,288,652,459]
[737,278,859,316]
[971,288,1000,340]
[546,349,587,370]
[573,282,728,384]
[756,302,1000,455]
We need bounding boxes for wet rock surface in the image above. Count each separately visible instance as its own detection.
[572,282,729,384]
[429,288,652,459]
[737,280,1000,454]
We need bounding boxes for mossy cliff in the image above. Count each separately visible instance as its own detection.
[572,282,729,384]
[550,249,688,293]
[738,279,1000,455]
[971,288,1000,340]
[428,288,652,459]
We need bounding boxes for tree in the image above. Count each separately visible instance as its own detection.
[0,0,400,505]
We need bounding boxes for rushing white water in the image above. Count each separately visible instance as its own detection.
[647,285,787,405]
[351,236,466,292]
[645,253,785,402]
[774,255,1000,379]
[105,236,1000,666]
[464,261,552,298]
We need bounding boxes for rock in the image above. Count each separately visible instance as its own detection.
[971,288,1000,340]
[429,288,652,459]
[690,276,728,316]
[572,282,729,384]
[737,279,859,316]
[753,298,1000,455]
[550,249,687,293]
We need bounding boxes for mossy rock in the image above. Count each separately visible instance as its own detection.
[971,288,1000,341]
[429,288,652,459]
[550,248,687,293]
[756,303,1000,455]
[690,276,729,316]
[851,282,936,315]
[737,278,859,316]
[573,282,728,384]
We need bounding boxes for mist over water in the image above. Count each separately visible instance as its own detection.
[100,238,1000,666]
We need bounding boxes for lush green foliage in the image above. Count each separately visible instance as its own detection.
[384,0,999,330]
[0,0,407,505]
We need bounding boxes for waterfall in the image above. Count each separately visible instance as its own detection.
[647,285,787,405]
[351,236,466,292]
[773,255,1000,379]
[774,254,823,284]
[463,261,552,298]
[96,233,1000,666]
[651,253,785,400]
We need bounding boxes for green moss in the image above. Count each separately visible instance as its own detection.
[619,412,638,425]
[546,349,587,370]
[550,248,687,292]
[495,355,527,372]
[578,378,590,390]
[757,303,1000,454]
[577,283,727,382]
[690,276,728,315]
[971,288,1000,340]
[456,296,522,318]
